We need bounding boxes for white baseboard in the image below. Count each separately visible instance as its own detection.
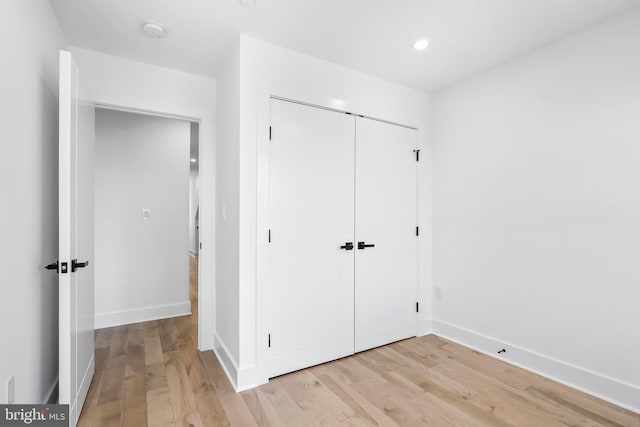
[213,334,239,390]
[95,302,191,329]
[417,315,431,337]
[237,365,268,392]
[212,335,268,392]
[189,249,199,258]
[432,318,640,414]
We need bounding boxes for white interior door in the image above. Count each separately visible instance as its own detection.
[354,117,418,352]
[59,50,95,426]
[268,99,355,377]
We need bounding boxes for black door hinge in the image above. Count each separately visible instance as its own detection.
[268,334,271,348]
[416,302,419,313]
[268,229,271,243]
[414,149,420,161]
[269,126,272,141]
[416,226,419,236]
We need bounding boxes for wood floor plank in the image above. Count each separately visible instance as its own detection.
[205,353,259,427]
[240,389,274,427]
[277,369,356,424]
[315,373,381,426]
[145,385,175,427]
[121,373,147,427]
[194,390,231,427]
[165,351,198,421]
[78,256,640,426]
[143,333,163,367]
[97,353,126,405]
[95,327,115,349]
[348,378,430,427]
[144,362,176,426]
[77,370,103,427]
[95,400,122,427]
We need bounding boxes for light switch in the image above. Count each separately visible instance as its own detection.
[142,209,151,220]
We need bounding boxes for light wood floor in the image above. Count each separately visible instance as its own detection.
[78,258,639,426]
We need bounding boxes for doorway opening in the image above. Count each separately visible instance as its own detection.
[93,108,199,337]
[188,122,200,344]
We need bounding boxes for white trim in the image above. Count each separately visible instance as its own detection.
[237,365,268,392]
[212,336,268,392]
[95,302,191,329]
[417,316,431,337]
[432,318,640,415]
[43,377,59,404]
[270,95,418,130]
[189,249,199,258]
[83,87,215,352]
[96,102,199,122]
[213,334,239,390]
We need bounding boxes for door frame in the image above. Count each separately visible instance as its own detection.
[94,102,213,351]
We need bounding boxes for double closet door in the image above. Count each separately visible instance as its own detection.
[268,98,418,378]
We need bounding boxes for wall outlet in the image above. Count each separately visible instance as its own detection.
[7,374,15,404]
[434,286,443,301]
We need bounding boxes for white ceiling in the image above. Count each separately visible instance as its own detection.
[49,0,640,92]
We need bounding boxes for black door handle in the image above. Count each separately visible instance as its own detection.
[45,260,68,274]
[340,242,354,251]
[72,259,90,272]
[45,261,59,271]
[357,242,375,250]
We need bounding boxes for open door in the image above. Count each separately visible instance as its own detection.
[58,50,95,426]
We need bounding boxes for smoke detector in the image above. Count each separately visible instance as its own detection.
[142,22,166,38]
[239,0,257,7]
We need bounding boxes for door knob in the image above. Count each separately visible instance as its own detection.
[71,259,90,272]
[340,242,354,251]
[357,242,375,250]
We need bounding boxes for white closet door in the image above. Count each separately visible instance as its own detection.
[268,99,355,378]
[355,117,418,352]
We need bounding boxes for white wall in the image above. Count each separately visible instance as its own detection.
[215,39,241,370]
[0,0,65,404]
[214,35,431,390]
[431,9,640,412]
[69,47,216,350]
[94,109,190,328]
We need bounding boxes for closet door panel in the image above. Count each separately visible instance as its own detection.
[355,117,418,352]
[268,99,355,378]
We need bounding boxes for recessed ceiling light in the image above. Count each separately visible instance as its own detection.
[239,0,256,6]
[191,158,197,163]
[413,39,429,51]
[142,22,165,38]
